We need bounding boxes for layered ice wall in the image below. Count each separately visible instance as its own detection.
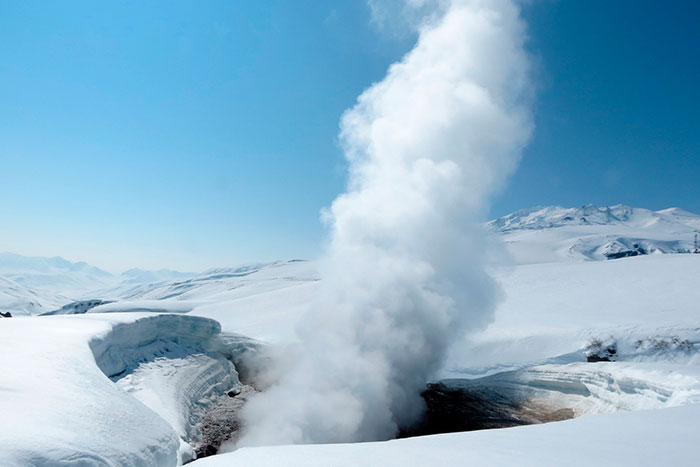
[0,315,181,466]
[0,313,244,466]
[236,0,533,446]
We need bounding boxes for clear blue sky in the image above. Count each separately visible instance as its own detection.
[1,1,698,272]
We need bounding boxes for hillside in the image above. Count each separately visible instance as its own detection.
[489,204,700,264]
[0,252,195,315]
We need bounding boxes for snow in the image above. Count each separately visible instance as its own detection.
[490,204,700,263]
[0,251,195,315]
[90,260,319,343]
[0,252,115,296]
[0,275,69,315]
[0,313,238,466]
[90,299,197,315]
[120,268,195,285]
[2,205,700,465]
[490,204,700,233]
[2,205,697,316]
[190,403,700,466]
[448,254,700,375]
[441,361,700,419]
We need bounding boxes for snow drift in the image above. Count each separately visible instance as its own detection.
[235,0,533,447]
[0,313,241,466]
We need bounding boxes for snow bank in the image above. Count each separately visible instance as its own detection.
[89,300,197,315]
[0,313,238,466]
[0,314,180,466]
[89,313,221,378]
[90,314,242,458]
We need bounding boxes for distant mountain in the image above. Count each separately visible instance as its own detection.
[489,204,700,232]
[98,260,317,302]
[0,252,113,276]
[0,275,70,315]
[0,252,115,296]
[0,252,194,315]
[489,204,700,263]
[3,205,699,315]
[120,268,195,285]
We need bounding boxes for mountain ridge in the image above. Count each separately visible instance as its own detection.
[489,204,700,232]
[2,205,699,315]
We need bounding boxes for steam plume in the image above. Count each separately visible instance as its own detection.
[236,0,533,446]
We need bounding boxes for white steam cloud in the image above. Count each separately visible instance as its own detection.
[236,0,533,446]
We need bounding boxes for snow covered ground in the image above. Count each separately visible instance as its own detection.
[1,204,700,465]
[0,313,242,465]
[449,254,700,375]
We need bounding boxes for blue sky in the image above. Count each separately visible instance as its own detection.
[1,1,698,271]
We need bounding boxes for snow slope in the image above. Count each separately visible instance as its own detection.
[89,260,320,343]
[0,275,70,315]
[97,260,317,303]
[448,254,700,375]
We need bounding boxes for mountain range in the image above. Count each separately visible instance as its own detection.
[2,204,699,316]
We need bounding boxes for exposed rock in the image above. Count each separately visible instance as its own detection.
[400,382,574,438]
[193,384,258,459]
[586,338,617,362]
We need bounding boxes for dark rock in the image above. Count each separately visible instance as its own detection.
[194,384,257,459]
[401,383,529,438]
[605,243,648,260]
[585,339,617,362]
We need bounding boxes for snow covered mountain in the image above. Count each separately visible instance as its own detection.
[0,252,195,315]
[490,204,700,232]
[0,252,115,295]
[3,205,699,316]
[0,275,70,315]
[489,204,700,264]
